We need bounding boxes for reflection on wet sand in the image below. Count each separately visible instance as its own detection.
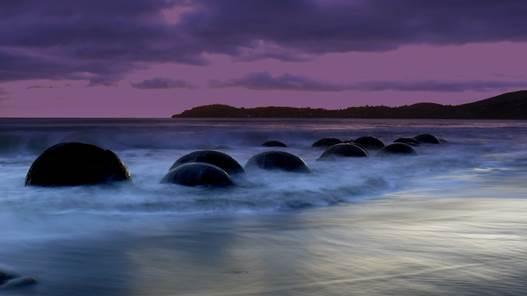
[3,188,527,295]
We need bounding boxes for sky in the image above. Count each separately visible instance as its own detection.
[1,0,527,117]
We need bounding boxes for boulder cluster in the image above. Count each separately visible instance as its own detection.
[25,133,443,188]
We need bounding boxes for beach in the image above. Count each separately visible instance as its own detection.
[1,118,527,295]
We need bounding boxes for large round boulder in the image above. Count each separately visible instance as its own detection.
[0,269,36,290]
[347,141,367,151]
[0,269,15,286]
[354,136,385,150]
[312,138,342,148]
[245,151,311,173]
[414,134,441,144]
[25,142,130,186]
[161,163,234,187]
[169,150,244,175]
[394,137,420,146]
[262,140,287,147]
[318,143,368,160]
[379,143,417,156]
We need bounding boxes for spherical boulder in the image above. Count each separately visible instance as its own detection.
[245,151,311,173]
[0,268,37,289]
[318,143,368,160]
[25,142,130,187]
[161,163,234,187]
[262,140,287,147]
[354,136,385,150]
[169,150,244,175]
[1,277,37,289]
[394,137,420,146]
[379,143,417,156]
[414,134,441,144]
[0,269,15,286]
[348,141,367,151]
[312,138,342,148]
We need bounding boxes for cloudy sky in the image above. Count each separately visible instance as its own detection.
[1,0,527,117]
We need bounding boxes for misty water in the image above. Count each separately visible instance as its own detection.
[1,118,527,295]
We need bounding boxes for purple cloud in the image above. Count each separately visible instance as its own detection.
[2,0,527,84]
[131,78,194,89]
[212,72,527,92]
[211,72,348,91]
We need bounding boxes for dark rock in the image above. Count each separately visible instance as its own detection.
[354,136,385,150]
[318,143,368,160]
[312,138,342,148]
[25,142,131,187]
[0,270,15,285]
[2,277,37,289]
[348,141,367,151]
[262,140,287,147]
[379,143,417,156]
[0,269,36,290]
[394,137,420,146]
[414,134,441,144]
[245,151,311,173]
[161,163,234,187]
[169,150,244,175]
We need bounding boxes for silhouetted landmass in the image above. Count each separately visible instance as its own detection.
[172,90,527,119]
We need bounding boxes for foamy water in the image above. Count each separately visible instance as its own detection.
[1,118,527,295]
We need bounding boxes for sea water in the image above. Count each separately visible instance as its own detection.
[1,118,527,295]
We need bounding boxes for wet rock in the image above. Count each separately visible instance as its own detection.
[2,277,37,289]
[0,269,15,285]
[347,141,367,151]
[169,150,244,175]
[354,136,385,150]
[312,138,342,148]
[245,151,311,173]
[162,162,234,187]
[0,269,36,290]
[394,137,420,146]
[414,134,441,144]
[25,142,131,186]
[318,143,368,160]
[262,140,287,147]
[379,143,417,156]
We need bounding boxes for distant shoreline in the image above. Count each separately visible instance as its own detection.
[172,90,527,120]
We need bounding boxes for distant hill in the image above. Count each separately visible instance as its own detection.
[172,90,527,119]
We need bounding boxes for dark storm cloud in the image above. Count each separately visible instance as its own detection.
[212,72,527,92]
[176,0,527,54]
[1,0,527,83]
[131,78,194,89]
[0,47,131,84]
[0,0,198,84]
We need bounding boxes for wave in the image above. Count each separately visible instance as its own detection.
[0,118,525,215]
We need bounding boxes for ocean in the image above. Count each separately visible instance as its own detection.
[1,118,527,295]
